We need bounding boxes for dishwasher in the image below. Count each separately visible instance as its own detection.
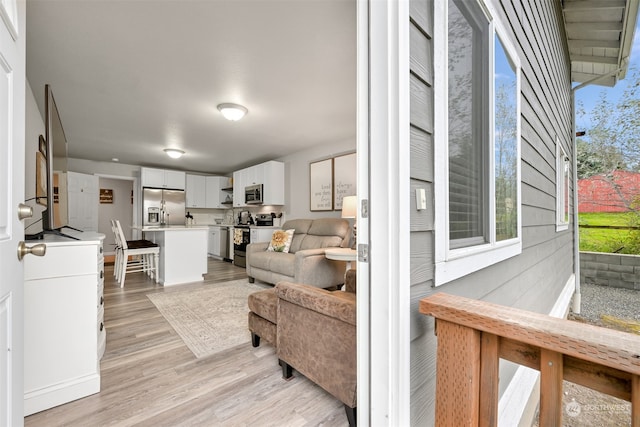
[219,226,230,261]
[208,226,230,261]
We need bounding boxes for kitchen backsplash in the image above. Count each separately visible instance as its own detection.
[188,207,285,226]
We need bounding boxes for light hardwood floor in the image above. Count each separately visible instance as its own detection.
[25,259,348,426]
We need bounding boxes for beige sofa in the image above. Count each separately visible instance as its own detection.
[246,218,350,289]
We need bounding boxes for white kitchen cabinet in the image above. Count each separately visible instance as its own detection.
[261,161,285,205]
[67,171,99,231]
[232,161,284,207]
[186,174,207,208]
[23,232,105,416]
[233,170,245,207]
[208,226,221,257]
[141,167,185,190]
[205,176,230,208]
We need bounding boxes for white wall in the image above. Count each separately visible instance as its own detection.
[68,158,140,178]
[98,177,134,254]
[276,138,355,221]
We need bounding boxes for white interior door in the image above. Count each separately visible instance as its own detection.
[0,0,26,425]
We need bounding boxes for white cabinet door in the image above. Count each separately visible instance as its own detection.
[141,168,185,190]
[205,176,225,208]
[233,170,245,207]
[68,171,99,231]
[186,174,206,208]
[164,170,186,190]
[141,167,165,188]
[262,161,285,205]
[208,226,221,256]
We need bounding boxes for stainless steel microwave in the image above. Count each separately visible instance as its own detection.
[245,184,263,205]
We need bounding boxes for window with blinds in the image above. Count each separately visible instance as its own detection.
[435,0,522,285]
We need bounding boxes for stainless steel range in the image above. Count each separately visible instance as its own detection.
[233,213,274,268]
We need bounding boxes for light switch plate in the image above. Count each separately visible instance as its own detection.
[416,188,427,210]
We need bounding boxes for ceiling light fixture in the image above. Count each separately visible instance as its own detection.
[217,103,248,121]
[164,148,185,159]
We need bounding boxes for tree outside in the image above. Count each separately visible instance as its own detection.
[577,67,640,254]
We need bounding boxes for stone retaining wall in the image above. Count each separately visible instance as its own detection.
[580,251,640,290]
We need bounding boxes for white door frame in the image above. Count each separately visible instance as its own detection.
[0,0,26,424]
[358,0,411,424]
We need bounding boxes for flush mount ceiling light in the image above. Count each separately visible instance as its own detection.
[164,148,185,159]
[217,103,248,121]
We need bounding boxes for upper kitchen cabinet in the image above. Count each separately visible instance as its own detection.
[233,160,285,207]
[141,167,186,190]
[186,174,207,208]
[206,176,231,209]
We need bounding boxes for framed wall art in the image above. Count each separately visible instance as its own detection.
[333,152,356,210]
[309,158,333,211]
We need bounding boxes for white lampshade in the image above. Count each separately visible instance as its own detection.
[217,103,248,121]
[164,148,184,159]
[341,196,357,218]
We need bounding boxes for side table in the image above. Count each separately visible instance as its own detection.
[325,247,358,272]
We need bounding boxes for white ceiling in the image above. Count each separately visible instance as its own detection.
[26,0,357,174]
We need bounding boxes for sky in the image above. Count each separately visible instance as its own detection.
[574,20,640,131]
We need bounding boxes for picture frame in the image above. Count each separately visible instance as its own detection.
[309,158,333,211]
[36,151,47,206]
[333,152,356,210]
[100,188,114,204]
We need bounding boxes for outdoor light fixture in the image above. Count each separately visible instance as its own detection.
[164,148,185,159]
[217,103,248,121]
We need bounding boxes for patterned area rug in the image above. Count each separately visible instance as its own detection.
[147,279,270,359]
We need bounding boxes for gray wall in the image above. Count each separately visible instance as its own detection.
[408,0,574,425]
[408,0,436,425]
[98,177,134,254]
[581,252,640,290]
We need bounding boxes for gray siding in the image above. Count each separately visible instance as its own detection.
[408,0,574,425]
[409,0,436,425]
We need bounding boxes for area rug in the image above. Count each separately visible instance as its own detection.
[147,279,270,359]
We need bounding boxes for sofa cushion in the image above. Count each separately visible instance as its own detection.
[249,251,273,271]
[248,288,278,324]
[269,252,296,277]
[299,234,344,250]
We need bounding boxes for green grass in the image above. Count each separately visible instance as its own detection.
[579,212,640,254]
[578,212,635,227]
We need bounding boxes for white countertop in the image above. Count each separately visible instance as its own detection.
[25,230,105,245]
[138,225,210,232]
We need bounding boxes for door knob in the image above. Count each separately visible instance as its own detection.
[17,203,33,220]
[17,241,46,261]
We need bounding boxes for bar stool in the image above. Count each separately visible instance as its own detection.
[112,219,160,287]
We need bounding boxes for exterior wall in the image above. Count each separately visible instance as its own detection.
[408,0,436,425]
[580,251,640,290]
[408,0,574,425]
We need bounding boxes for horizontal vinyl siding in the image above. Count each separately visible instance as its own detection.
[433,0,574,411]
[407,0,573,424]
[409,0,435,425]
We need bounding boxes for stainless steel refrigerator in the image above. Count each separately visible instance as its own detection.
[142,188,186,226]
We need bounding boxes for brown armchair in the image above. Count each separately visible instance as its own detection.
[275,270,357,426]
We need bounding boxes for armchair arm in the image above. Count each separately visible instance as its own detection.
[293,248,347,288]
[275,281,356,326]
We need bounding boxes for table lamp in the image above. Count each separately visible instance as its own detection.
[341,196,357,250]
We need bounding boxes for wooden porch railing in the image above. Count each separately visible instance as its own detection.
[419,293,640,427]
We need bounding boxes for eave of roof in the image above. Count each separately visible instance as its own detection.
[563,0,640,87]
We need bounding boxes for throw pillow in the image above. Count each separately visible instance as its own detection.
[267,229,294,253]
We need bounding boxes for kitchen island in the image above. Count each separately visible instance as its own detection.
[139,225,209,286]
